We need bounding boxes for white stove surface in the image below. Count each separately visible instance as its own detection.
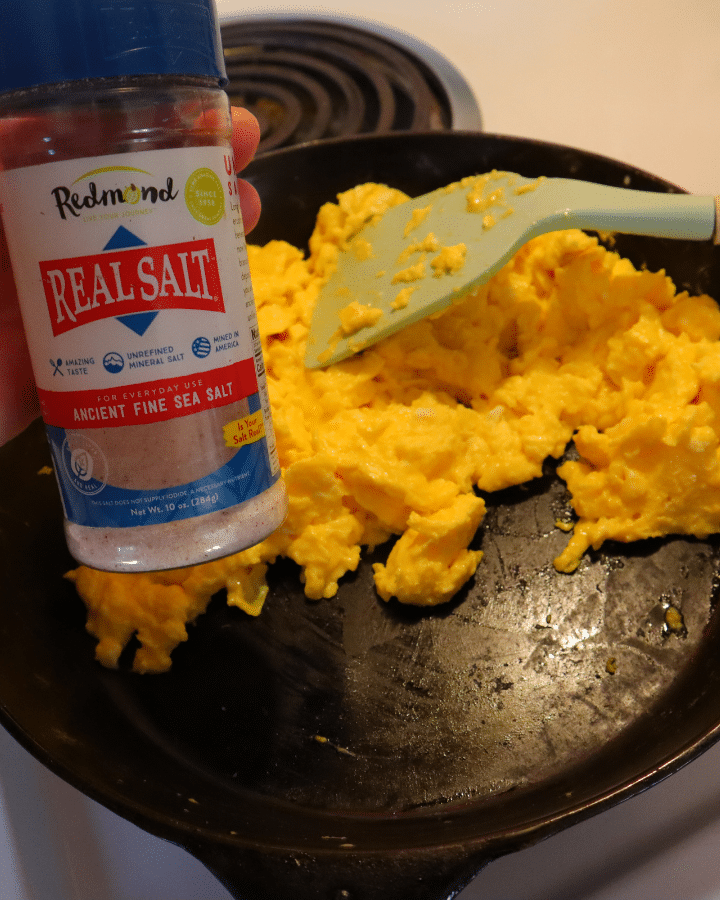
[3,1,720,898]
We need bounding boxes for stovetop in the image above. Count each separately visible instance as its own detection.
[2,2,720,899]
[221,18,481,151]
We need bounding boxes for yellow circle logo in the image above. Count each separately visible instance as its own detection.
[185,168,225,225]
[123,183,141,204]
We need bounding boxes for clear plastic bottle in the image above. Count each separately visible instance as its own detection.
[0,0,287,571]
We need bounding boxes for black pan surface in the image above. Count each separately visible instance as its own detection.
[2,132,720,900]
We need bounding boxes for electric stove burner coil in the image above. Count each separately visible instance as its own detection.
[221,20,476,152]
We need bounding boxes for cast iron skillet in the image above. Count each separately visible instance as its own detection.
[2,132,720,900]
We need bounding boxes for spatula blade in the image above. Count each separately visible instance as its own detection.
[304,170,717,368]
[304,171,541,368]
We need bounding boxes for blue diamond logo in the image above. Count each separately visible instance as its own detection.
[103,226,147,251]
[115,311,158,336]
[103,227,157,335]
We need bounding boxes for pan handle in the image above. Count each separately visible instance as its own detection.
[183,838,495,900]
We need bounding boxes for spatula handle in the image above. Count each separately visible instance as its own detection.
[543,179,718,243]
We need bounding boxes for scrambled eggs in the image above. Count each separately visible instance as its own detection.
[67,180,720,673]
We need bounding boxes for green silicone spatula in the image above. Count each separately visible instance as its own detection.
[304,171,720,368]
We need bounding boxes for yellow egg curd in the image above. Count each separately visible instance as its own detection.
[66,180,720,671]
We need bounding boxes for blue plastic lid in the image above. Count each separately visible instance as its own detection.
[0,0,228,94]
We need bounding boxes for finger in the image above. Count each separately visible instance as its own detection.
[231,106,261,172]
[0,322,39,444]
[231,107,262,235]
[238,178,262,235]
[0,221,40,443]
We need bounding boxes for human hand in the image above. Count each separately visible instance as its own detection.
[0,107,262,446]
[230,107,262,234]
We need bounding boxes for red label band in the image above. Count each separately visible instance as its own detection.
[40,238,225,336]
[38,359,258,429]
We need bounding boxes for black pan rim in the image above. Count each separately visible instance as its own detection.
[1,131,719,878]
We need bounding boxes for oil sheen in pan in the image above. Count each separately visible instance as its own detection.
[108,452,720,814]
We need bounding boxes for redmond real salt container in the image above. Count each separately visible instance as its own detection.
[0,0,287,571]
